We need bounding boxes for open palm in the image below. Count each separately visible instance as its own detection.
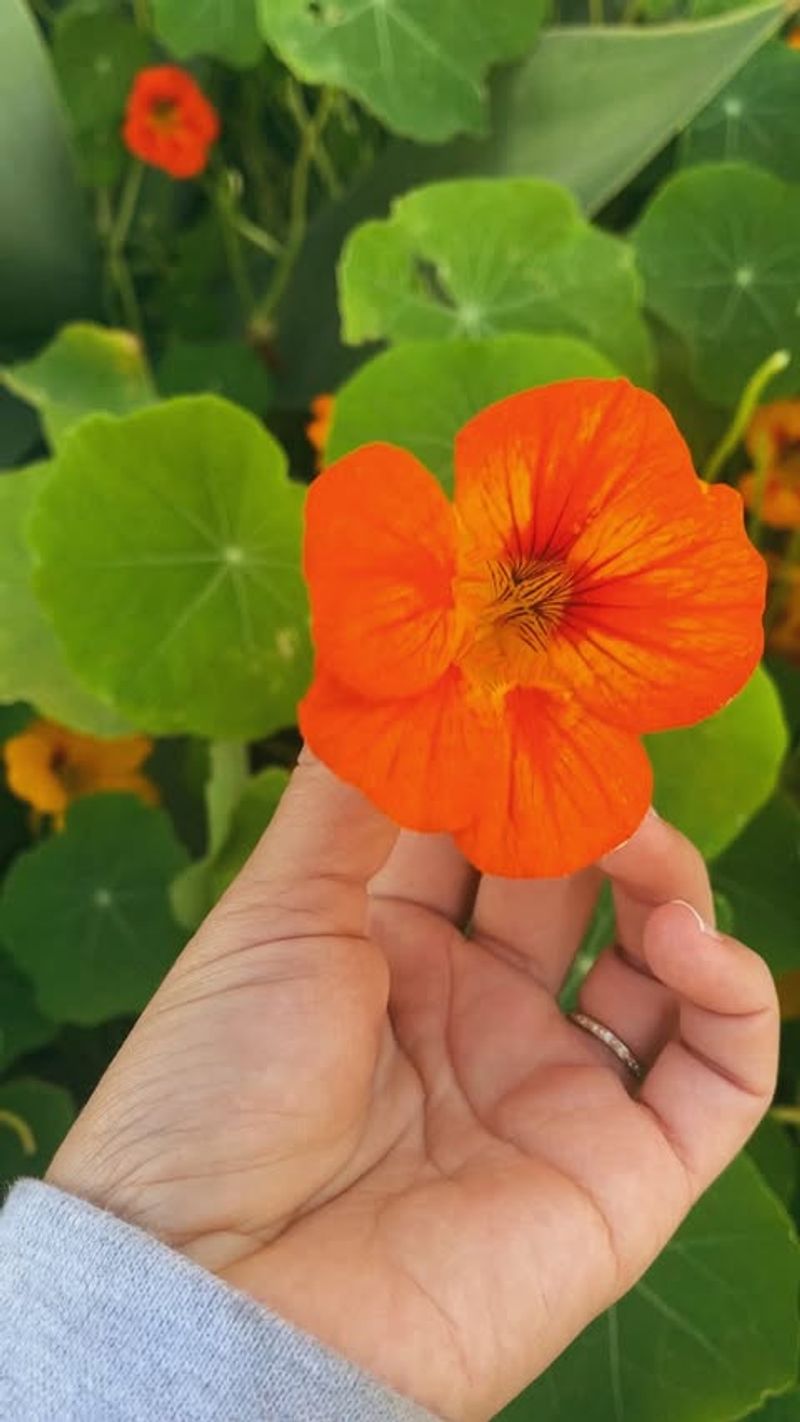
[49,756,778,1422]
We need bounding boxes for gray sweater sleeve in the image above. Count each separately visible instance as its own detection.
[0,1179,440,1422]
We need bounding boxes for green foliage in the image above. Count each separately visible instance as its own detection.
[0,0,97,348]
[502,1155,800,1422]
[52,4,151,185]
[752,1390,800,1420]
[256,0,545,143]
[153,0,263,68]
[646,668,788,860]
[634,162,800,407]
[3,323,156,450]
[748,1117,798,1207]
[0,462,130,735]
[712,795,800,976]
[0,1077,74,1178]
[681,41,800,183]
[0,794,188,1025]
[209,765,289,898]
[30,397,310,740]
[328,334,618,491]
[339,179,653,382]
[0,951,56,1074]
[156,339,272,416]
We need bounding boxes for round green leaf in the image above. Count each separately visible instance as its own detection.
[502,1155,800,1422]
[0,794,189,1025]
[646,667,788,860]
[52,6,152,185]
[256,0,544,143]
[747,1117,797,1207]
[328,334,618,492]
[681,41,800,184]
[634,162,800,407]
[0,462,131,736]
[157,339,272,417]
[31,396,310,740]
[0,951,56,1073]
[153,0,262,67]
[713,794,800,976]
[0,1078,75,1180]
[210,766,289,899]
[753,1390,800,1421]
[3,323,156,451]
[339,179,653,383]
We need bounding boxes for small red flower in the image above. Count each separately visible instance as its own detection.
[123,66,219,180]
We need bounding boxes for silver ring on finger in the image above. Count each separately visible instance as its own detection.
[568,1010,645,1082]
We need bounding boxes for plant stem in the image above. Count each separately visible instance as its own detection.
[106,161,145,340]
[210,179,257,321]
[249,84,336,338]
[231,212,284,258]
[0,1109,35,1156]
[771,1105,800,1127]
[703,348,791,484]
[589,0,604,23]
[132,0,151,31]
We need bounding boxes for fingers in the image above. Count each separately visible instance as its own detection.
[217,751,398,941]
[576,811,714,1072]
[470,868,602,992]
[638,900,778,1193]
[370,832,478,926]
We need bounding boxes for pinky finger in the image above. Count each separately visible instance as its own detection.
[638,900,779,1195]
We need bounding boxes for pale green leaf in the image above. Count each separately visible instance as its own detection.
[634,162,800,407]
[328,334,618,492]
[0,794,189,1025]
[501,1155,800,1422]
[3,324,156,451]
[646,667,788,860]
[153,0,262,68]
[0,462,130,736]
[256,0,544,142]
[30,397,310,740]
[339,179,652,383]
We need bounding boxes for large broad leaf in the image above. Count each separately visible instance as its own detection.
[0,462,130,736]
[328,334,618,492]
[646,667,788,860]
[30,397,310,740]
[500,1155,800,1422]
[0,950,56,1074]
[275,2,786,403]
[751,1390,800,1420]
[0,1078,74,1180]
[712,794,800,976]
[634,162,800,407]
[0,794,188,1025]
[747,1118,798,1208]
[153,0,262,67]
[3,324,156,451]
[157,339,272,417]
[52,5,152,185]
[0,0,97,350]
[680,41,800,184]
[339,179,653,383]
[256,0,544,143]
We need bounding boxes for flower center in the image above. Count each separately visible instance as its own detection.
[50,746,86,798]
[150,97,180,132]
[485,556,573,651]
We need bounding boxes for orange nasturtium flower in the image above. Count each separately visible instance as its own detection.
[300,380,765,877]
[739,400,800,529]
[3,719,157,827]
[306,394,334,469]
[787,25,800,49]
[123,66,219,179]
[768,566,800,664]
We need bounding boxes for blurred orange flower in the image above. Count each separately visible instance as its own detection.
[740,400,800,529]
[3,720,157,827]
[768,565,800,664]
[123,66,219,179]
[306,394,334,468]
[787,25,800,49]
[300,380,766,877]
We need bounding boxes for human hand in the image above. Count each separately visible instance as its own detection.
[48,754,778,1422]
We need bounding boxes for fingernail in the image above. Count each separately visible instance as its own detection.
[670,898,722,939]
[647,805,661,821]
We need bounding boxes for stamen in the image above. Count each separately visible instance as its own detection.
[487,556,573,650]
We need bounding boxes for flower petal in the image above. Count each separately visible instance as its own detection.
[454,380,765,731]
[299,665,496,833]
[304,444,459,698]
[455,691,653,878]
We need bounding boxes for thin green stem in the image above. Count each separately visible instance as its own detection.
[105,161,145,339]
[231,212,284,258]
[771,1105,800,1127]
[0,1109,36,1156]
[132,0,152,31]
[211,181,256,320]
[703,348,791,484]
[249,84,337,337]
[588,0,604,24]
